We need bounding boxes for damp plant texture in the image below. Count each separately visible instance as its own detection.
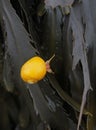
[0,0,96,130]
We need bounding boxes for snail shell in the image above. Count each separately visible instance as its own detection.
[20,56,46,84]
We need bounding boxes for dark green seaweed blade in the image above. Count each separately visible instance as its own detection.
[0,0,39,127]
[70,8,92,130]
[0,0,38,91]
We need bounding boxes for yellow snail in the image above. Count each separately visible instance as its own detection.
[20,54,55,84]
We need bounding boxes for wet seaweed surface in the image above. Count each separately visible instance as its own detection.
[0,0,96,130]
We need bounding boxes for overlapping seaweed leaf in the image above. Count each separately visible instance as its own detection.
[70,7,92,130]
[0,0,39,127]
[45,0,74,8]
